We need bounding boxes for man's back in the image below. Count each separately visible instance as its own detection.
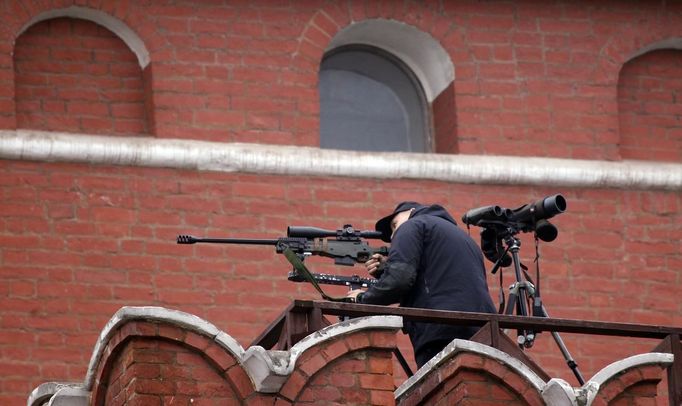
[349,202,497,367]
[390,205,497,364]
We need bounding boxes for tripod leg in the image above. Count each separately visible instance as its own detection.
[541,306,585,385]
[505,290,533,348]
[505,292,518,316]
[517,293,536,348]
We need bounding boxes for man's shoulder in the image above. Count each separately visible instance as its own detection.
[410,213,458,228]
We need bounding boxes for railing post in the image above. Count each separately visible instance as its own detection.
[490,319,500,348]
[668,333,681,406]
[276,305,328,350]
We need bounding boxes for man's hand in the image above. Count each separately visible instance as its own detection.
[346,289,364,302]
[365,253,387,278]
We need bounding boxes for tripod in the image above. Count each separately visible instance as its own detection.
[490,231,585,386]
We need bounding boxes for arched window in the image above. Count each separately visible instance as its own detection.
[319,45,431,152]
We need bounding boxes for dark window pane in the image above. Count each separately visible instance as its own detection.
[319,47,429,152]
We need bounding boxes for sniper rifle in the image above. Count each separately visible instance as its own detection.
[177,224,383,294]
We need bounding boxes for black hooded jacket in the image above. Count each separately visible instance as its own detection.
[357,204,496,357]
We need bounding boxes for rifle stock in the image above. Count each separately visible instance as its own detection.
[287,271,377,290]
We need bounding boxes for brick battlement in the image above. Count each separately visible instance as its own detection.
[29,306,672,405]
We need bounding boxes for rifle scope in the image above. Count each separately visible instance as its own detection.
[287,225,383,240]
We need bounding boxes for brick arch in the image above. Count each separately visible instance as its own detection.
[591,364,667,406]
[4,3,165,62]
[617,47,682,162]
[293,1,467,70]
[89,320,254,405]
[398,352,544,405]
[279,329,398,403]
[597,11,682,86]
[4,3,168,135]
[16,6,150,69]
[14,17,152,136]
[594,16,682,161]
[326,20,454,104]
[291,1,467,150]
[584,352,673,406]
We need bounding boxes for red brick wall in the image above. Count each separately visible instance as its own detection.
[90,319,260,405]
[1,1,681,405]
[618,49,682,162]
[433,82,458,154]
[14,18,150,136]
[281,330,397,404]
[100,338,240,405]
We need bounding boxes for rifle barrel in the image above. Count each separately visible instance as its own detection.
[177,235,278,245]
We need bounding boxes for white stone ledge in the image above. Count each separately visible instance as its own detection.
[1,129,680,191]
[27,382,84,406]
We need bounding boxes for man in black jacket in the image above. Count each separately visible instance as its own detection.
[347,201,496,368]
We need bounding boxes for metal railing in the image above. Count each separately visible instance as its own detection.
[252,300,682,405]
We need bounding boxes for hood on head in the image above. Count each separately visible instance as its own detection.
[375,202,456,242]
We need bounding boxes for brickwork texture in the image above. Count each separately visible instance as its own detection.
[0,1,681,405]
